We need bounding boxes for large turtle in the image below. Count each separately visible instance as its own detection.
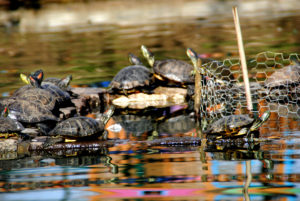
[109,53,153,93]
[12,74,58,111]
[204,110,270,139]
[265,60,300,88]
[141,45,194,85]
[0,107,24,137]
[48,106,114,141]
[18,70,71,106]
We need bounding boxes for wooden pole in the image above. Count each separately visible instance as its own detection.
[232,6,253,111]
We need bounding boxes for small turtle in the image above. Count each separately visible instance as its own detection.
[109,53,152,93]
[48,106,114,140]
[43,75,72,91]
[0,107,24,137]
[204,110,270,139]
[141,45,194,85]
[265,60,300,88]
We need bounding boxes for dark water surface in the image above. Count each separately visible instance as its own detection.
[0,0,300,200]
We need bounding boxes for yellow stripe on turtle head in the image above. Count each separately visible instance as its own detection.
[20,73,30,84]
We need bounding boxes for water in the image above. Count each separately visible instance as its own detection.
[0,0,300,200]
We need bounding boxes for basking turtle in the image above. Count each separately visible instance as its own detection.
[141,45,194,85]
[43,75,72,91]
[265,60,300,89]
[13,75,58,111]
[204,110,270,139]
[0,107,24,137]
[18,70,71,106]
[109,53,152,93]
[48,106,114,140]
[6,99,59,124]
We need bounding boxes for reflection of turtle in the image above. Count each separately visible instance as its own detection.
[158,114,195,135]
[265,60,300,88]
[204,111,270,139]
[48,106,114,140]
[112,114,153,137]
[141,45,194,85]
[109,53,152,93]
[0,107,24,136]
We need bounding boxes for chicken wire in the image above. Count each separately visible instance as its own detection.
[197,51,300,123]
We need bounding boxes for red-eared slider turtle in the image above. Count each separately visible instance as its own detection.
[48,106,114,140]
[6,99,59,124]
[12,75,58,111]
[43,75,72,91]
[204,110,270,139]
[0,107,24,137]
[141,45,194,85]
[17,70,71,106]
[265,60,300,88]
[109,53,152,93]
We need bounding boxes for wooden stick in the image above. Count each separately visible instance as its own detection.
[232,6,253,111]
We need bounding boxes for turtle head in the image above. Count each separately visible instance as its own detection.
[1,107,9,117]
[141,45,155,67]
[28,69,44,88]
[99,105,115,125]
[128,53,143,65]
[186,48,199,68]
[250,110,270,131]
[60,75,72,89]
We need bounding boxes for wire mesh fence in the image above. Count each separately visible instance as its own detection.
[197,51,300,129]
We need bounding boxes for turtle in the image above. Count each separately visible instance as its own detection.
[48,106,114,141]
[12,74,58,111]
[18,70,71,106]
[43,75,72,91]
[141,45,194,85]
[109,53,153,93]
[203,110,270,139]
[6,99,59,135]
[265,60,300,89]
[0,107,25,137]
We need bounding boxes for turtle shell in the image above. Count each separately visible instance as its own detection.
[6,99,58,123]
[110,65,152,90]
[265,63,300,88]
[204,114,254,135]
[0,117,24,133]
[153,59,194,84]
[49,116,104,138]
[14,88,57,111]
[41,83,71,105]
